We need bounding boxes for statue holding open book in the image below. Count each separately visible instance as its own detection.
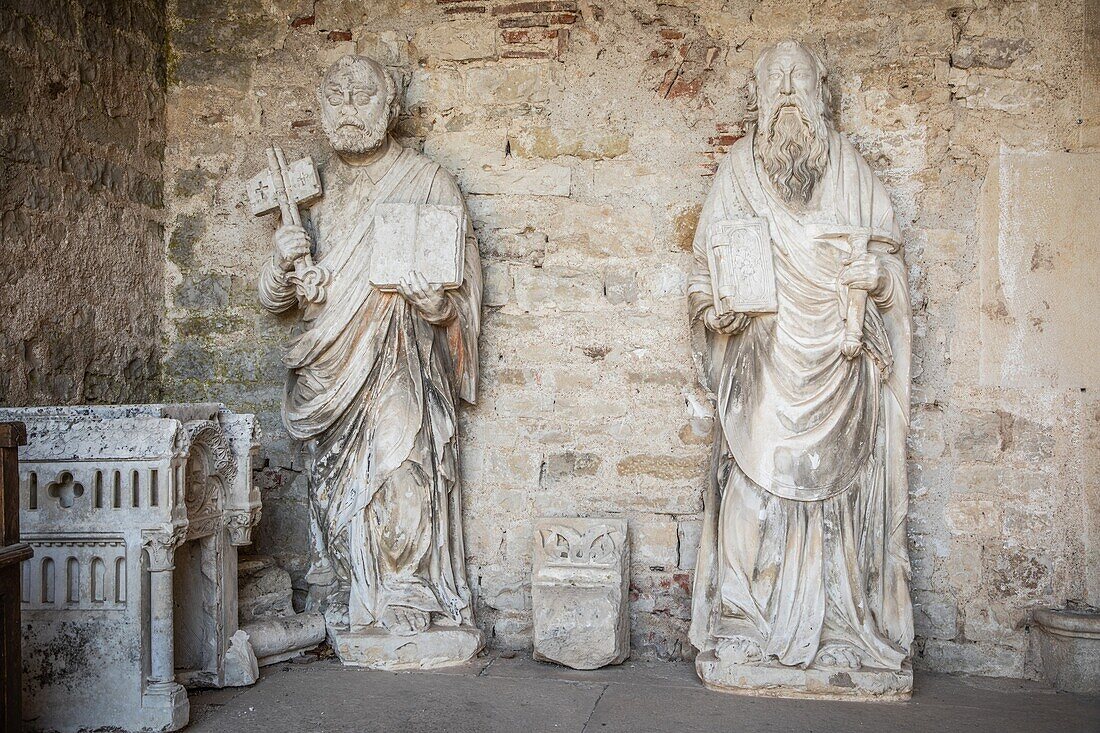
[688,40,914,698]
[256,54,482,669]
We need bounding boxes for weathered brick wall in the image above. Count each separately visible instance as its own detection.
[162,0,1099,676]
[0,0,166,406]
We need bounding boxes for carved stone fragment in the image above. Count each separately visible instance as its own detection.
[0,403,261,732]
[532,517,630,670]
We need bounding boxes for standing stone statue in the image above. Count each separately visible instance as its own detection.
[688,40,914,698]
[258,55,483,669]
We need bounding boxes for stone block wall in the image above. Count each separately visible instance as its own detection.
[161,0,1099,677]
[0,0,166,406]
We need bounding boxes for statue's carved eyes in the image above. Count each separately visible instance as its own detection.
[351,90,373,106]
[326,93,344,106]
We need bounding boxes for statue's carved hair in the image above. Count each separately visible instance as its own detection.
[318,54,401,131]
[744,40,833,127]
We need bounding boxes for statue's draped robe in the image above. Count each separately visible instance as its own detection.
[687,130,913,670]
[259,141,481,629]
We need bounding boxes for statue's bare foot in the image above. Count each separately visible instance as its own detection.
[381,605,431,636]
[715,635,764,664]
[815,644,862,669]
[324,601,350,628]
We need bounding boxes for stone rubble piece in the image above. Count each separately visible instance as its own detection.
[222,630,261,687]
[532,517,630,670]
[0,403,261,733]
[242,613,328,667]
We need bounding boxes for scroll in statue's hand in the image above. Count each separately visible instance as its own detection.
[703,307,750,335]
[274,224,312,272]
[839,253,887,296]
[396,272,455,324]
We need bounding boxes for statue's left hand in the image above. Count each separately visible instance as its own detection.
[396,272,454,323]
[840,253,887,295]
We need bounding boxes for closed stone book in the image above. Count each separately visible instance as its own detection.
[369,203,466,291]
[706,217,777,315]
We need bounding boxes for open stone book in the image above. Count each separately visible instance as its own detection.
[369,203,466,291]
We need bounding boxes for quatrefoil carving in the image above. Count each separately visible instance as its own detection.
[47,472,84,509]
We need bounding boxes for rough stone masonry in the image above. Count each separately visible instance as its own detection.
[3,0,1097,681]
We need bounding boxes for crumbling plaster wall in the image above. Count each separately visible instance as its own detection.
[0,0,167,406]
[162,0,1099,677]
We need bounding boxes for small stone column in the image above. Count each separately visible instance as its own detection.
[142,528,189,729]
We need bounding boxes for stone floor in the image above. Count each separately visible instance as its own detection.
[188,652,1100,733]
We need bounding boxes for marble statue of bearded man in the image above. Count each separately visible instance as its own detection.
[687,41,914,690]
[259,55,482,665]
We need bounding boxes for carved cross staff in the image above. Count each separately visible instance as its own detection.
[807,223,900,359]
[247,145,331,305]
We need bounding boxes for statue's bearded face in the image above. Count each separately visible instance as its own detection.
[754,44,830,205]
[319,58,396,155]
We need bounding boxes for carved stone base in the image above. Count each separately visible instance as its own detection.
[695,651,913,701]
[142,681,190,732]
[330,624,483,671]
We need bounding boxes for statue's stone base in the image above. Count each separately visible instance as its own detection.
[330,624,483,671]
[695,651,912,701]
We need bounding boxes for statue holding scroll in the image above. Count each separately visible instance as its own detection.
[256,54,483,669]
[687,40,914,698]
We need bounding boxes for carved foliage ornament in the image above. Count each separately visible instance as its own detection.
[539,524,622,567]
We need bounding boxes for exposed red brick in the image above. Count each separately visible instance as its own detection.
[290,14,315,28]
[493,1,576,15]
[707,134,741,147]
[667,75,702,99]
[503,28,558,43]
[499,14,551,28]
[549,12,578,24]
[290,119,316,128]
[659,28,685,40]
[555,27,569,58]
[327,30,352,41]
[502,49,551,59]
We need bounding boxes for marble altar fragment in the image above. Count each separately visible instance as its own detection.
[687,40,914,699]
[532,518,630,669]
[0,403,261,732]
[258,54,483,670]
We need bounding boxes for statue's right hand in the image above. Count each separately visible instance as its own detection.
[703,307,750,335]
[274,225,312,272]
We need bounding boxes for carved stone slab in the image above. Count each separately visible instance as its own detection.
[531,517,630,670]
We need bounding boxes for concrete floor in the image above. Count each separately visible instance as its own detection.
[188,653,1100,733]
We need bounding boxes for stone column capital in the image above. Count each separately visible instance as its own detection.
[142,525,187,571]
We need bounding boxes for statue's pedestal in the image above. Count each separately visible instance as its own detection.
[330,624,483,671]
[695,651,912,700]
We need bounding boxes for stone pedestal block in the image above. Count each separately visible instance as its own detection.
[1033,607,1100,695]
[330,625,483,671]
[695,651,913,701]
[532,517,630,670]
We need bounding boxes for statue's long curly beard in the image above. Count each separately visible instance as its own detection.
[757,98,829,205]
[322,115,389,156]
